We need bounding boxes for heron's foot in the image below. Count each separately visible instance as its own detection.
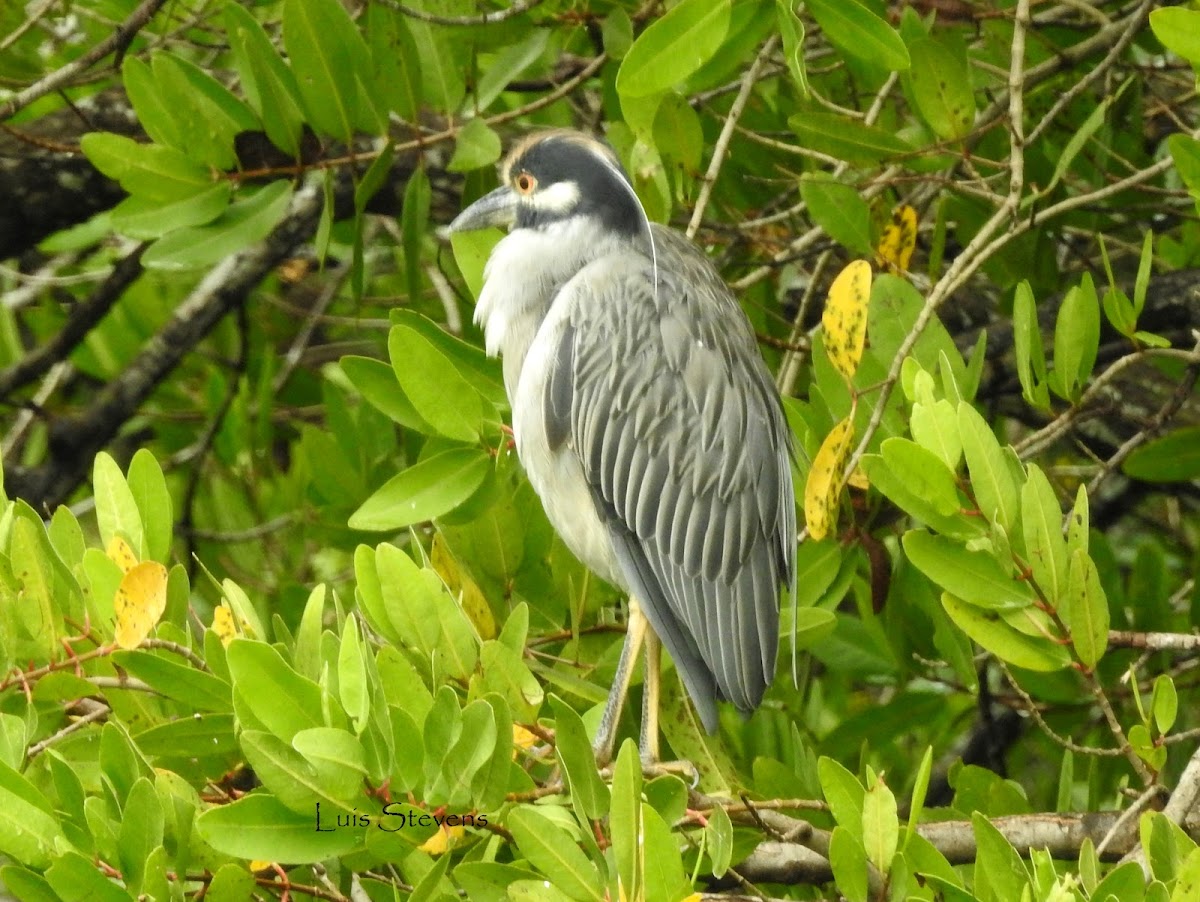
[641,758,700,788]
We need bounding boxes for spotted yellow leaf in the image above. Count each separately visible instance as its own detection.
[804,414,855,541]
[106,536,139,574]
[418,824,464,855]
[432,534,496,640]
[821,260,872,383]
[114,561,168,649]
[212,603,237,645]
[876,204,917,273]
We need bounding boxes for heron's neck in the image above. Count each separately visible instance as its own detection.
[474,218,617,398]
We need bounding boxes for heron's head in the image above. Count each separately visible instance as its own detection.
[448,130,650,240]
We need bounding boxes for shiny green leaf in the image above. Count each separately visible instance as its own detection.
[808,0,909,71]
[904,530,1034,610]
[616,0,731,99]
[349,448,491,531]
[143,181,293,270]
[789,111,914,165]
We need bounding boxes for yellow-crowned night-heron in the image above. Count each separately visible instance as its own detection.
[449,130,795,762]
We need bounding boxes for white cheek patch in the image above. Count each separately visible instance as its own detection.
[530,180,581,215]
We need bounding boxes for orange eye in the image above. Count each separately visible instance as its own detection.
[515,172,537,194]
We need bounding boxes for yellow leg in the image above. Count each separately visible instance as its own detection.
[640,631,661,764]
[593,599,648,765]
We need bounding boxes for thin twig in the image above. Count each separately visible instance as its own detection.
[0,0,170,121]
[687,35,779,239]
[377,0,544,26]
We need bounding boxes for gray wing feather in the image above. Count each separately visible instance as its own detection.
[547,226,795,730]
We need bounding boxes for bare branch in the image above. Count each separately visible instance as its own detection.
[0,0,170,122]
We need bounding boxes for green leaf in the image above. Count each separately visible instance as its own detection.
[1152,674,1178,735]
[905,746,933,847]
[829,826,870,902]
[861,454,983,539]
[1012,281,1050,409]
[112,650,230,712]
[117,778,164,893]
[471,29,550,113]
[507,807,605,902]
[81,132,213,202]
[799,174,873,255]
[906,36,973,139]
[45,852,132,902]
[293,727,367,801]
[707,802,733,877]
[126,450,172,564]
[904,530,1034,610]
[1051,275,1100,402]
[641,803,690,902]
[432,699,496,808]
[401,165,432,305]
[225,2,306,158]
[549,696,609,819]
[367,4,422,121]
[149,52,258,170]
[479,640,543,721]
[197,793,364,862]
[0,760,62,867]
[610,740,641,898]
[862,773,898,875]
[283,0,382,141]
[93,452,144,554]
[973,812,1031,901]
[450,226,501,301]
[818,756,864,833]
[122,56,179,148]
[387,325,483,440]
[390,310,505,407]
[789,111,914,165]
[142,181,293,270]
[616,0,731,99]
[110,182,232,240]
[1123,428,1200,482]
[911,398,962,470]
[1020,464,1068,607]
[349,447,491,531]
[341,355,431,432]
[338,615,370,733]
[807,0,910,72]
[958,401,1020,532]
[1066,549,1108,668]
[1150,8,1200,65]
[226,638,328,742]
[1169,134,1200,201]
[942,594,1071,671]
[448,118,504,174]
[776,0,810,96]
[880,438,961,516]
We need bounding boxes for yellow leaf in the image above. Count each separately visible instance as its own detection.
[418,824,464,855]
[432,534,497,640]
[106,536,139,574]
[114,561,168,649]
[512,724,539,755]
[876,204,917,273]
[847,466,870,490]
[212,603,237,646]
[804,415,855,541]
[821,260,872,382]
